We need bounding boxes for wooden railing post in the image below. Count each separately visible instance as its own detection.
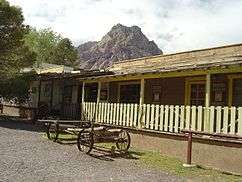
[182,130,196,168]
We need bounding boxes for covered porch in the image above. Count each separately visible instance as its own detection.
[80,68,242,136]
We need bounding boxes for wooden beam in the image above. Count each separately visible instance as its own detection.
[139,79,145,105]
[205,73,211,132]
[78,65,242,83]
[81,82,85,103]
[97,81,101,103]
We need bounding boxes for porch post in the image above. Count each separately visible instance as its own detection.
[81,82,85,120]
[139,78,145,105]
[97,81,101,103]
[205,73,211,132]
[138,78,145,128]
[81,82,85,104]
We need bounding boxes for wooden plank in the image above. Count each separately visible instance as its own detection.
[230,107,236,134]
[223,107,229,134]
[150,104,155,129]
[180,106,185,131]
[87,102,90,120]
[94,103,98,122]
[191,106,196,131]
[164,105,169,131]
[104,103,108,123]
[185,106,191,130]
[146,104,150,129]
[88,102,91,120]
[205,73,211,132]
[126,104,130,127]
[119,103,123,126]
[197,106,203,131]
[90,102,93,121]
[123,103,127,126]
[174,105,179,133]
[107,103,110,124]
[110,103,113,125]
[209,106,215,133]
[134,104,138,127]
[216,106,222,133]
[155,105,160,130]
[101,102,105,123]
[116,103,119,125]
[84,102,87,119]
[238,107,242,135]
[169,105,174,132]
[98,103,102,123]
[141,104,146,128]
[130,104,134,127]
[159,105,164,131]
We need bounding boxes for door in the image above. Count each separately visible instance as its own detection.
[190,83,205,106]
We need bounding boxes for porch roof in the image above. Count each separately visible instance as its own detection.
[108,43,242,75]
[78,43,242,82]
[36,69,114,81]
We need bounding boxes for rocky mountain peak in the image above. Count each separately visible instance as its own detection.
[77,24,163,70]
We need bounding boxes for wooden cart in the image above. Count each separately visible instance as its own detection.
[38,119,91,142]
[77,123,131,154]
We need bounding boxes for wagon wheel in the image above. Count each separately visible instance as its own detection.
[46,123,59,142]
[116,130,131,153]
[77,129,94,154]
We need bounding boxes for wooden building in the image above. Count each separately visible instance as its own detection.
[79,43,242,136]
[31,43,242,135]
[29,43,242,174]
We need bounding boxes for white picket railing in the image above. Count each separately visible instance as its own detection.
[82,102,242,136]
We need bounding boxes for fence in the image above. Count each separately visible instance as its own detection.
[82,102,242,136]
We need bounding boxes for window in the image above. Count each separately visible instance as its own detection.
[119,83,140,103]
[185,77,205,106]
[232,78,242,107]
[100,82,109,102]
[85,83,98,102]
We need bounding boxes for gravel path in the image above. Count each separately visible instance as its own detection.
[0,119,184,182]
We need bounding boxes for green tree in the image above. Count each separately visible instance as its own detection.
[25,28,78,67]
[50,38,78,66]
[0,0,35,79]
[24,28,62,66]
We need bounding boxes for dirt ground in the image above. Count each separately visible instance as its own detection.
[0,117,183,182]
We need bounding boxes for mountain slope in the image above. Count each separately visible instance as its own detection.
[77,24,163,70]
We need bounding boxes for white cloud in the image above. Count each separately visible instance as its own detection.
[8,0,242,53]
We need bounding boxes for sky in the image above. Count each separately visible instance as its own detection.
[8,0,242,54]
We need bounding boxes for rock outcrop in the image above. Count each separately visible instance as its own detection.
[77,23,162,70]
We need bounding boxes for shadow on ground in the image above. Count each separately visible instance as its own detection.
[88,146,145,162]
[49,135,144,162]
[0,115,45,132]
